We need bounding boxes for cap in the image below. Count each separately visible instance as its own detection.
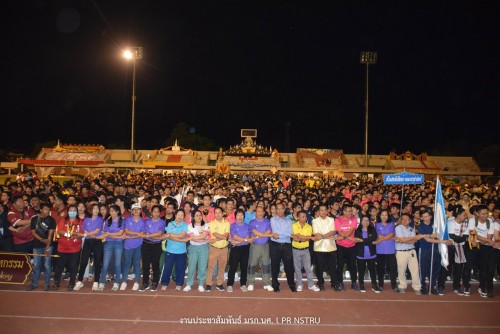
[131,203,142,210]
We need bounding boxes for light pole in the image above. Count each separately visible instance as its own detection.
[123,47,143,162]
[360,51,377,168]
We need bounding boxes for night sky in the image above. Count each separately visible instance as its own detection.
[4,1,500,155]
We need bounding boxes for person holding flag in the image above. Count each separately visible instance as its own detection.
[417,178,453,295]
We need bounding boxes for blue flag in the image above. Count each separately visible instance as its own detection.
[434,177,449,268]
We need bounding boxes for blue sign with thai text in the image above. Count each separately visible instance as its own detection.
[383,171,424,185]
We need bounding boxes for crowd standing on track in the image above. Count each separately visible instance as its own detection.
[0,171,499,298]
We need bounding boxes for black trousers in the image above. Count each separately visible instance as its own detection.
[336,245,357,284]
[78,239,103,282]
[142,242,162,285]
[54,251,80,286]
[0,237,13,252]
[376,253,398,289]
[470,246,493,293]
[227,244,250,286]
[315,251,338,287]
[357,258,377,286]
[269,242,295,289]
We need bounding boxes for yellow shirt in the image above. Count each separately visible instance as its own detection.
[208,219,230,249]
[292,222,312,249]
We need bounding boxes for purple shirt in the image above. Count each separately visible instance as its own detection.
[123,216,146,249]
[375,222,396,254]
[82,216,103,239]
[230,222,252,246]
[102,217,125,242]
[144,218,166,243]
[358,229,376,260]
[249,218,271,245]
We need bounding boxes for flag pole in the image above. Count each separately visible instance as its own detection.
[429,176,439,294]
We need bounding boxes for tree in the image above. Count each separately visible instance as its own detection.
[164,122,218,151]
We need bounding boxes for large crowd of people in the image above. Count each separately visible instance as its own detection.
[0,171,498,298]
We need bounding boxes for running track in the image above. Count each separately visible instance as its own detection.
[0,283,499,334]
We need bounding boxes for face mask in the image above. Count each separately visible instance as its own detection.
[68,211,77,218]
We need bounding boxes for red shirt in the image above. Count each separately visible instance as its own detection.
[7,207,35,245]
[57,218,83,253]
[121,209,131,219]
[51,206,68,220]
[198,206,215,223]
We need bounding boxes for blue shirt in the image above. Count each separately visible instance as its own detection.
[417,222,437,251]
[166,221,188,254]
[249,218,271,245]
[270,216,293,243]
[230,222,252,246]
[144,218,166,243]
[82,216,103,239]
[244,211,256,225]
[123,216,146,250]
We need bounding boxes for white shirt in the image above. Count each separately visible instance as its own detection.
[447,217,467,245]
[312,216,336,252]
[467,217,494,240]
[187,224,209,246]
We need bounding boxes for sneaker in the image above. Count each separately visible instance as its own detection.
[421,287,428,295]
[161,285,167,291]
[319,285,326,291]
[139,284,150,292]
[454,289,464,296]
[216,285,225,292]
[351,283,359,291]
[198,285,205,292]
[372,286,382,293]
[464,288,470,296]
[478,288,487,298]
[226,286,233,293]
[332,284,341,292]
[26,285,36,291]
[120,282,127,291]
[308,285,320,292]
[43,285,50,291]
[67,284,74,292]
[393,288,402,293]
[264,285,274,292]
[359,285,366,293]
[111,283,119,291]
[240,285,248,292]
[438,288,445,296]
[183,286,192,292]
[73,281,84,291]
[414,289,422,295]
[205,285,212,292]
[398,288,406,294]
[151,283,158,291]
[338,282,345,291]
[296,285,303,292]
[51,284,60,291]
[127,274,135,281]
[431,288,439,295]
[175,286,182,291]
[98,283,105,291]
[247,284,254,291]
[132,283,140,291]
[92,282,99,291]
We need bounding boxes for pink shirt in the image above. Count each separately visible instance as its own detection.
[334,216,357,248]
[198,206,215,223]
